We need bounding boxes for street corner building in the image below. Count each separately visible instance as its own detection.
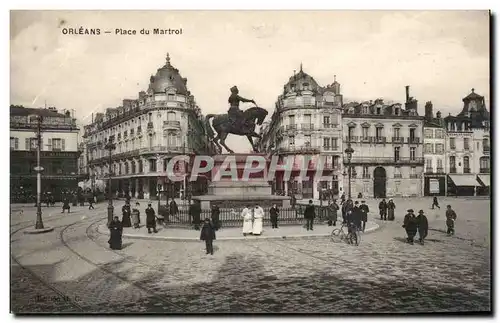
[258,65,344,200]
[10,105,81,202]
[80,53,215,201]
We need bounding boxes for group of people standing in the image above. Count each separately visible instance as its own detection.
[377,198,396,221]
[241,204,265,236]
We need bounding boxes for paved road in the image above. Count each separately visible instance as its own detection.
[10,198,491,313]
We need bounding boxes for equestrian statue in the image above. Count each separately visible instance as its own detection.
[205,86,268,154]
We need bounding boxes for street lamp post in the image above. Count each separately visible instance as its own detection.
[34,115,44,229]
[105,137,116,226]
[344,144,354,200]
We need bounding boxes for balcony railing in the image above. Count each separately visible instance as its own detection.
[323,123,338,129]
[409,174,420,179]
[450,146,456,150]
[360,136,370,143]
[479,168,490,173]
[394,174,402,179]
[323,146,339,151]
[281,145,321,154]
[392,137,404,144]
[343,157,424,164]
[436,167,444,173]
[301,123,314,130]
[345,136,359,143]
[407,137,420,144]
[449,167,457,174]
[285,124,297,131]
[163,120,181,128]
[425,168,433,173]
[483,147,490,155]
[362,174,371,179]
[463,167,471,174]
[464,146,470,151]
[372,136,387,144]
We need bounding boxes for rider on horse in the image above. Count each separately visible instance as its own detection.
[228,86,255,130]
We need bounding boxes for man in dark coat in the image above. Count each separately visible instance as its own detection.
[62,197,71,213]
[211,204,221,231]
[342,199,353,224]
[340,193,346,205]
[88,193,95,210]
[416,210,429,245]
[270,204,280,229]
[121,202,132,227]
[387,199,396,221]
[200,218,216,255]
[352,201,362,231]
[403,209,417,244]
[304,200,316,231]
[445,205,457,235]
[108,216,123,250]
[432,196,441,209]
[359,200,369,232]
[145,203,158,234]
[190,201,202,230]
[379,199,388,220]
[327,200,339,226]
[170,199,179,218]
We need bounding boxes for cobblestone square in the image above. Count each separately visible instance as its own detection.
[10,197,491,314]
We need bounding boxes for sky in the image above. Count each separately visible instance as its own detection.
[10,10,490,152]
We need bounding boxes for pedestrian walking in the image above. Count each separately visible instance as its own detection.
[241,205,253,236]
[211,204,221,231]
[359,200,369,232]
[387,199,396,221]
[189,200,202,231]
[416,210,429,245]
[88,195,95,210]
[61,197,71,214]
[403,209,417,244]
[432,196,441,209]
[131,204,140,229]
[379,199,387,220]
[108,216,123,250]
[327,200,339,226]
[353,201,362,231]
[445,205,457,235]
[340,193,346,205]
[270,204,280,229]
[121,202,132,228]
[145,203,158,234]
[200,218,216,255]
[304,200,316,231]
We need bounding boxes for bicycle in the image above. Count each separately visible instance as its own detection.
[331,222,361,246]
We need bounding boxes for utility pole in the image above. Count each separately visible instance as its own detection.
[34,114,44,229]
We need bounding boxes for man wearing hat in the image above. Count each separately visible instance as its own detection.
[352,201,362,231]
[445,204,457,235]
[228,86,255,130]
[416,210,429,245]
[359,200,369,232]
[403,209,417,244]
[145,203,158,234]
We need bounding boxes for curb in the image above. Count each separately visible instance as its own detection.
[97,222,380,242]
[24,227,55,234]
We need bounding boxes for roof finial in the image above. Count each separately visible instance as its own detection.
[471,88,475,93]
[300,62,303,72]
[334,75,337,82]
[166,53,171,66]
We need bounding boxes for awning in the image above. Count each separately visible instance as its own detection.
[477,175,490,187]
[448,175,480,186]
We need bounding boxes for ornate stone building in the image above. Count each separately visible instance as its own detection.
[342,86,425,198]
[259,66,344,199]
[10,105,81,201]
[422,101,447,196]
[444,89,490,196]
[82,54,213,200]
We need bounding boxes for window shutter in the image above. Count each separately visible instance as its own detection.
[62,139,66,151]
[48,139,52,151]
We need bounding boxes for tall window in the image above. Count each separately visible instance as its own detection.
[449,156,456,170]
[304,135,311,147]
[480,157,490,172]
[394,166,401,178]
[424,129,433,138]
[483,138,490,150]
[138,160,143,173]
[149,159,157,172]
[394,128,400,139]
[362,166,369,178]
[435,129,444,139]
[376,127,383,139]
[437,159,443,172]
[323,137,330,149]
[424,143,433,154]
[411,167,416,177]
[426,158,433,171]
[463,156,470,173]
[449,138,456,150]
[435,143,444,154]
[289,115,295,125]
[304,114,311,125]
[409,128,416,141]
[348,127,355,139]
[333,156,340,168]
[168,133,177,147]
[332,138,338,149]
[362,127,369,139]
[323,116,330,125]
[410,147,416,161]
[10,137,18,150]
[394,147,400,162]
[131,161,136,174]
[167,111,176,121]
[289,135,295,147]
[464,138,470,151]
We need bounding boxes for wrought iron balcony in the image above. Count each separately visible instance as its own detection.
[323,123,339,129]
[425,167,433,173]
[407,137,420,144]
[163,120,181,129]
[372,136,387,144]
[394,174,402,179]
[345,136,359,143]
[323,146,339,151]
[480,168,490,174]
[436,167,444,173]
[463,167,471,174]
[449,167,457,174]
[464,146,470,151]
[409,174,420,179]
[392,137,404,144]
[147,122,154,129]
[301,123,314,130]
[285,124,297,131]
[343,157,424,165]
[483,147,490,155]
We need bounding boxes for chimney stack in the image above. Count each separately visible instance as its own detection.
[405,86,410,103]
[425,101,433,121]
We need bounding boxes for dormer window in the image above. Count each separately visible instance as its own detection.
[376,107,382,115]
[363,107,369,114]
[348,107,355,114]
[395,107,400,116]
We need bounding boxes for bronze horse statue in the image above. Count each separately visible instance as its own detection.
[204,106,268,154]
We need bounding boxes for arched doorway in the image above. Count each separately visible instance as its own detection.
[373,167,387,198]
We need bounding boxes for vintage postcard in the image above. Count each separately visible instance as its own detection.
[10,10,491,314]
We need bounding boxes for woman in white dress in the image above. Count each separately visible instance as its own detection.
[241,206,253,236]
[252,204,264,235]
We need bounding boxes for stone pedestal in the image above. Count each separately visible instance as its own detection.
[192,153,291,209]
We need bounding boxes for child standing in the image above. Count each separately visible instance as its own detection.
[200,218,216,255]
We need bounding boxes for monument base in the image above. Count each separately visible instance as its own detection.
[192,194,291,210]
